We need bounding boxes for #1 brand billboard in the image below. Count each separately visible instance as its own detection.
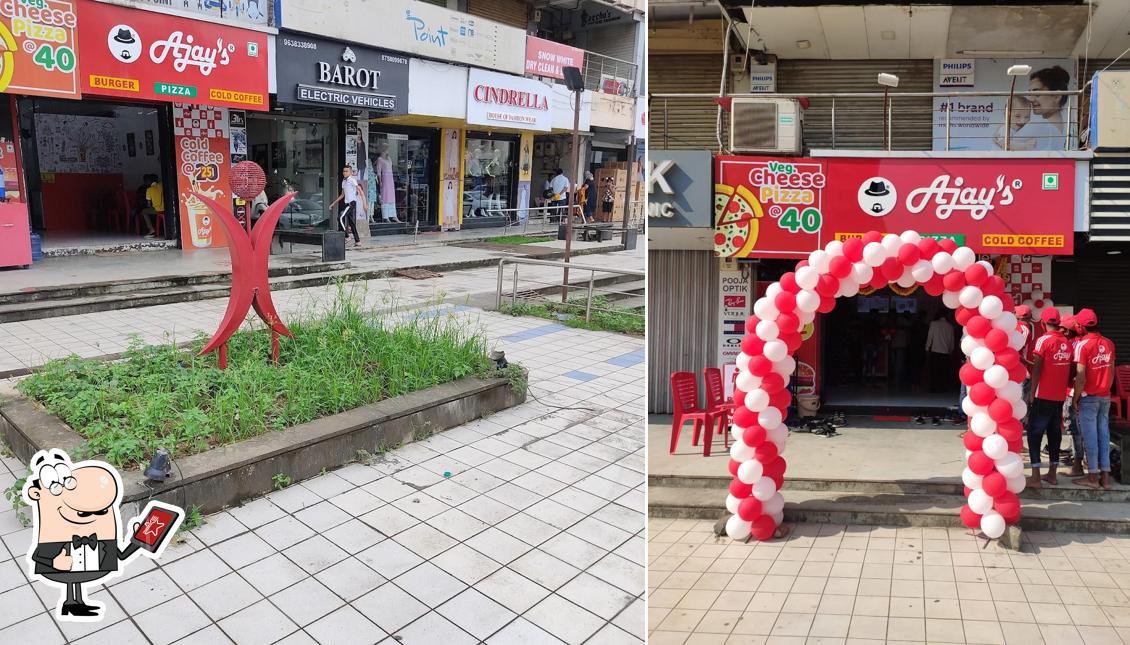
[79,1,269,110]
[715,156,1076,258]
[0,0,80,99]
[276,34,409,114]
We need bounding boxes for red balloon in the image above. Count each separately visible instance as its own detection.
[917,237,940,258]
[960,505,982,529]
[968,450,995,475]
[782,332,803,353]
[963,431,984,451]
[996,490,1019,507]
[733,389,746,408]
[897,244,921,266]
[943,271,967,292]
[745,318,759,334]
[939,238,959,253]
[969,382,996,406]
[1007,438,1024,453]
[777,312,800,335]
[996,349,1020,369]
[738,496,763,521]
[817,295,837,314]
[989,398,1015,423]
[751,515,777,541]
[924,274,945,296]
[982,471,1007,498]
[775,291,797,312]
[741,335,766,356]
[956,307,976,327]
[780,273,800,293]
[985,329,1009,352]
[750,355,774,377]
[880,257,903,281]
[998,419,1023,438]
[762,372,786,393]
[966,315,992,338]
[843,238,865,262]
[770,389,791,411]
[755,442,779,462]
[743,425,767,447]
[728,459,741,477]
[733,407,758,429]
[764,456,787,479]
[869,273,888,290]
[965,263,989,287]
[862,231,884,245]
[729,478,753,498]
[985,275,1006,297]
[816,274,839,297]
[959,362,984,386]
[1008,365,1028,383]
[795,260,809,269]
[829,255,853,278]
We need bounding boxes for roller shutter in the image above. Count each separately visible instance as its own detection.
[1074,256,1130,366]
[585,22,638,65]
[649,54,727,151]
[776,59,934,151]
[649,250,719,414]
[466,0,528,29]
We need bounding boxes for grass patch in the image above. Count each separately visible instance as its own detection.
[17,288,495,470]
[486,235,554,245]
[500,295,643,335]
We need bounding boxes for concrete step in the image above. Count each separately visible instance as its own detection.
[648,485,1130,534]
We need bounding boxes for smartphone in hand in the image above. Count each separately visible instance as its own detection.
[129,502,183,555]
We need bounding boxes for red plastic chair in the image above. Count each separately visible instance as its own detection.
[670,372,718,456]
[1114,365,1130,421]
[704,367,735,451]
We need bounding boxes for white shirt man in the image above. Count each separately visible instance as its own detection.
[550,172,570,203]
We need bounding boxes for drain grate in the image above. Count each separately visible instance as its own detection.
[394,268,442,280]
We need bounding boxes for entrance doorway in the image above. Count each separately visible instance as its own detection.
[24,98,174,247]
[366,125,439,230]
[463,132,518,224]
[247,112,336,232]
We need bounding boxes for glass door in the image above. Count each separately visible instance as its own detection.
[366,127,437,228]
[463,135,517,220]
[248,115,335,231]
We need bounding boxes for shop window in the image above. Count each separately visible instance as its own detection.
[464,136,517,219]
[248,116,335,231]
[365,128,435,227]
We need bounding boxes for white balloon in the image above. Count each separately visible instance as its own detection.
[900,230,922,245]
[962,397,985,418]
[997,381,1022,403]
[758,407,783,430]
[976,260,995,276]
[753,297,778,321]
[808,249,831,274]
[964,449,972,461]
[797,309,816,325]
[838,280,861,298]
[942,291,961,309]
[770,509,784,526]
[981,511,1006,539]
[962,468,984,489]
[971,347,995,370]
[971,413,997,438]
[953,246,976,270]
[993,312,1018,332]
[744,389,770,412]
[978,296,1004,320]
[730,439,756,461]
[726,515,752,540]
[796,267,819,291]
[959,286,984,309]
[1006,474,1027,494]
[931,252,955,275]
[763,340,787,363]
[762,492,785,516]
[824,240,844,257]
[852,262,874,285]
[773,355,797,377]
[736,353,752,371]
[996,453,1023,479]
[765,283,783,300]
[984,365,1009,389]
[796,289,821,313]
[736,371,763,393]
[752,476,777,501]
[968,488,994,515]
[732,424,745,442]
[863,242,887,267]
[961,335,980,356]
[726,494,741,515]
[737,459,765,485]
[982,434,1009,460]
[1008,331,1025,351]
[896,270,916,288]
[767,423,789,448]
[1012,399,1028,420]
[756,320,780,341]
[881,233,903,254]
[911,259,934,283]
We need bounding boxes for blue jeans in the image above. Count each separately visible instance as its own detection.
[1078,395,1112,472]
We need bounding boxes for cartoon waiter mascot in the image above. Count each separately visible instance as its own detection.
[22,449,183,621]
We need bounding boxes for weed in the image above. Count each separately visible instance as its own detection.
[178,505,204,534]
[3,473,30,528]
[354,449,372,463]
[486,235,554,245]
[500,296,643,335]
[490,364,528,396]
[272,473,292,490]
[319,467,328,476]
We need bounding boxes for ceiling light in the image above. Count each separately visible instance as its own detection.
[958,49,1045,57]
[796,40,811,49]
[1107,250,1123,255]
[881,30,896,40]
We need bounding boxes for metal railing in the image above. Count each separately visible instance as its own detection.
[495,257,644,324]
[583,50,639,98]
[651,89,1087,152]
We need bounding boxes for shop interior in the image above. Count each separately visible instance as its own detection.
[248,110,336,232]
[26,98,172,248]
[365,125,439,232]
[463,132,517,228]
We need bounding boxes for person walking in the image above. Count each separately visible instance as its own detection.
[1026,308,1072,487]
[1071,308,1117,490]
[329,165,367,248]
[601,176,616,220]
[925,311,956,392]
[581,171,597,223]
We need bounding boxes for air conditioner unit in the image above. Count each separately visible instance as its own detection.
[729,97,803,154]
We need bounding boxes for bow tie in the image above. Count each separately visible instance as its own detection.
[72,534,98,549]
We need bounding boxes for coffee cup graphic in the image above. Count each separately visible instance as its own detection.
[186,198,214,248]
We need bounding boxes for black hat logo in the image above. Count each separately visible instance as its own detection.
[864,180,890,197]
[114,28,136,45]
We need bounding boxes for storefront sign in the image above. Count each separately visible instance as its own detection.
[648,149,711,228]
[173,103,231,250]
[524,36,583,80]
[276,34,409,113]
[79,2,269,110]
[279,0,527,75]
[932,58,1076,151]
[718,260,751,368]
[749,62,776,93]
[715,155,1076,257]
[467,68,552,132]
[0,0,80,99]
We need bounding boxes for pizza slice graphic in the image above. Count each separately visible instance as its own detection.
[714,183,762,257]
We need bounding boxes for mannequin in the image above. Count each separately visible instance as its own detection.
[376,144,400,223]
[484,146,504,211]
[467,143,486,216]
[352,131,371,239]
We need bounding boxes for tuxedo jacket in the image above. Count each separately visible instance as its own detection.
[31,539,136,576]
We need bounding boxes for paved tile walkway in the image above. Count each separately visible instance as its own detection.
[0,260,645,644]
[649,518,1130,645]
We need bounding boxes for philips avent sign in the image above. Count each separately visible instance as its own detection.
[466,69,552,132]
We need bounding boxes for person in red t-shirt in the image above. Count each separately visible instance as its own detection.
[1025,308,1072,486]
[1060,315,1086,475]
[1071,308,1117,490]
[1015,305,1036,402]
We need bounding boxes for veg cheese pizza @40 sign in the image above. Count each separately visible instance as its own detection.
[0,0,80,98]
[714,156,1076,258]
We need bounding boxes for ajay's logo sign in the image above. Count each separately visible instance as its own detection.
[905,174,1019,221]
[106,24,234,76]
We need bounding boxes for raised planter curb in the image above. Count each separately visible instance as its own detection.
[1,373,525,518]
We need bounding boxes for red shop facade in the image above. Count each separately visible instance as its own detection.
[713,153,1082,413]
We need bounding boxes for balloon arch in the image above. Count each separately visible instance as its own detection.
[725,230,1028,542]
